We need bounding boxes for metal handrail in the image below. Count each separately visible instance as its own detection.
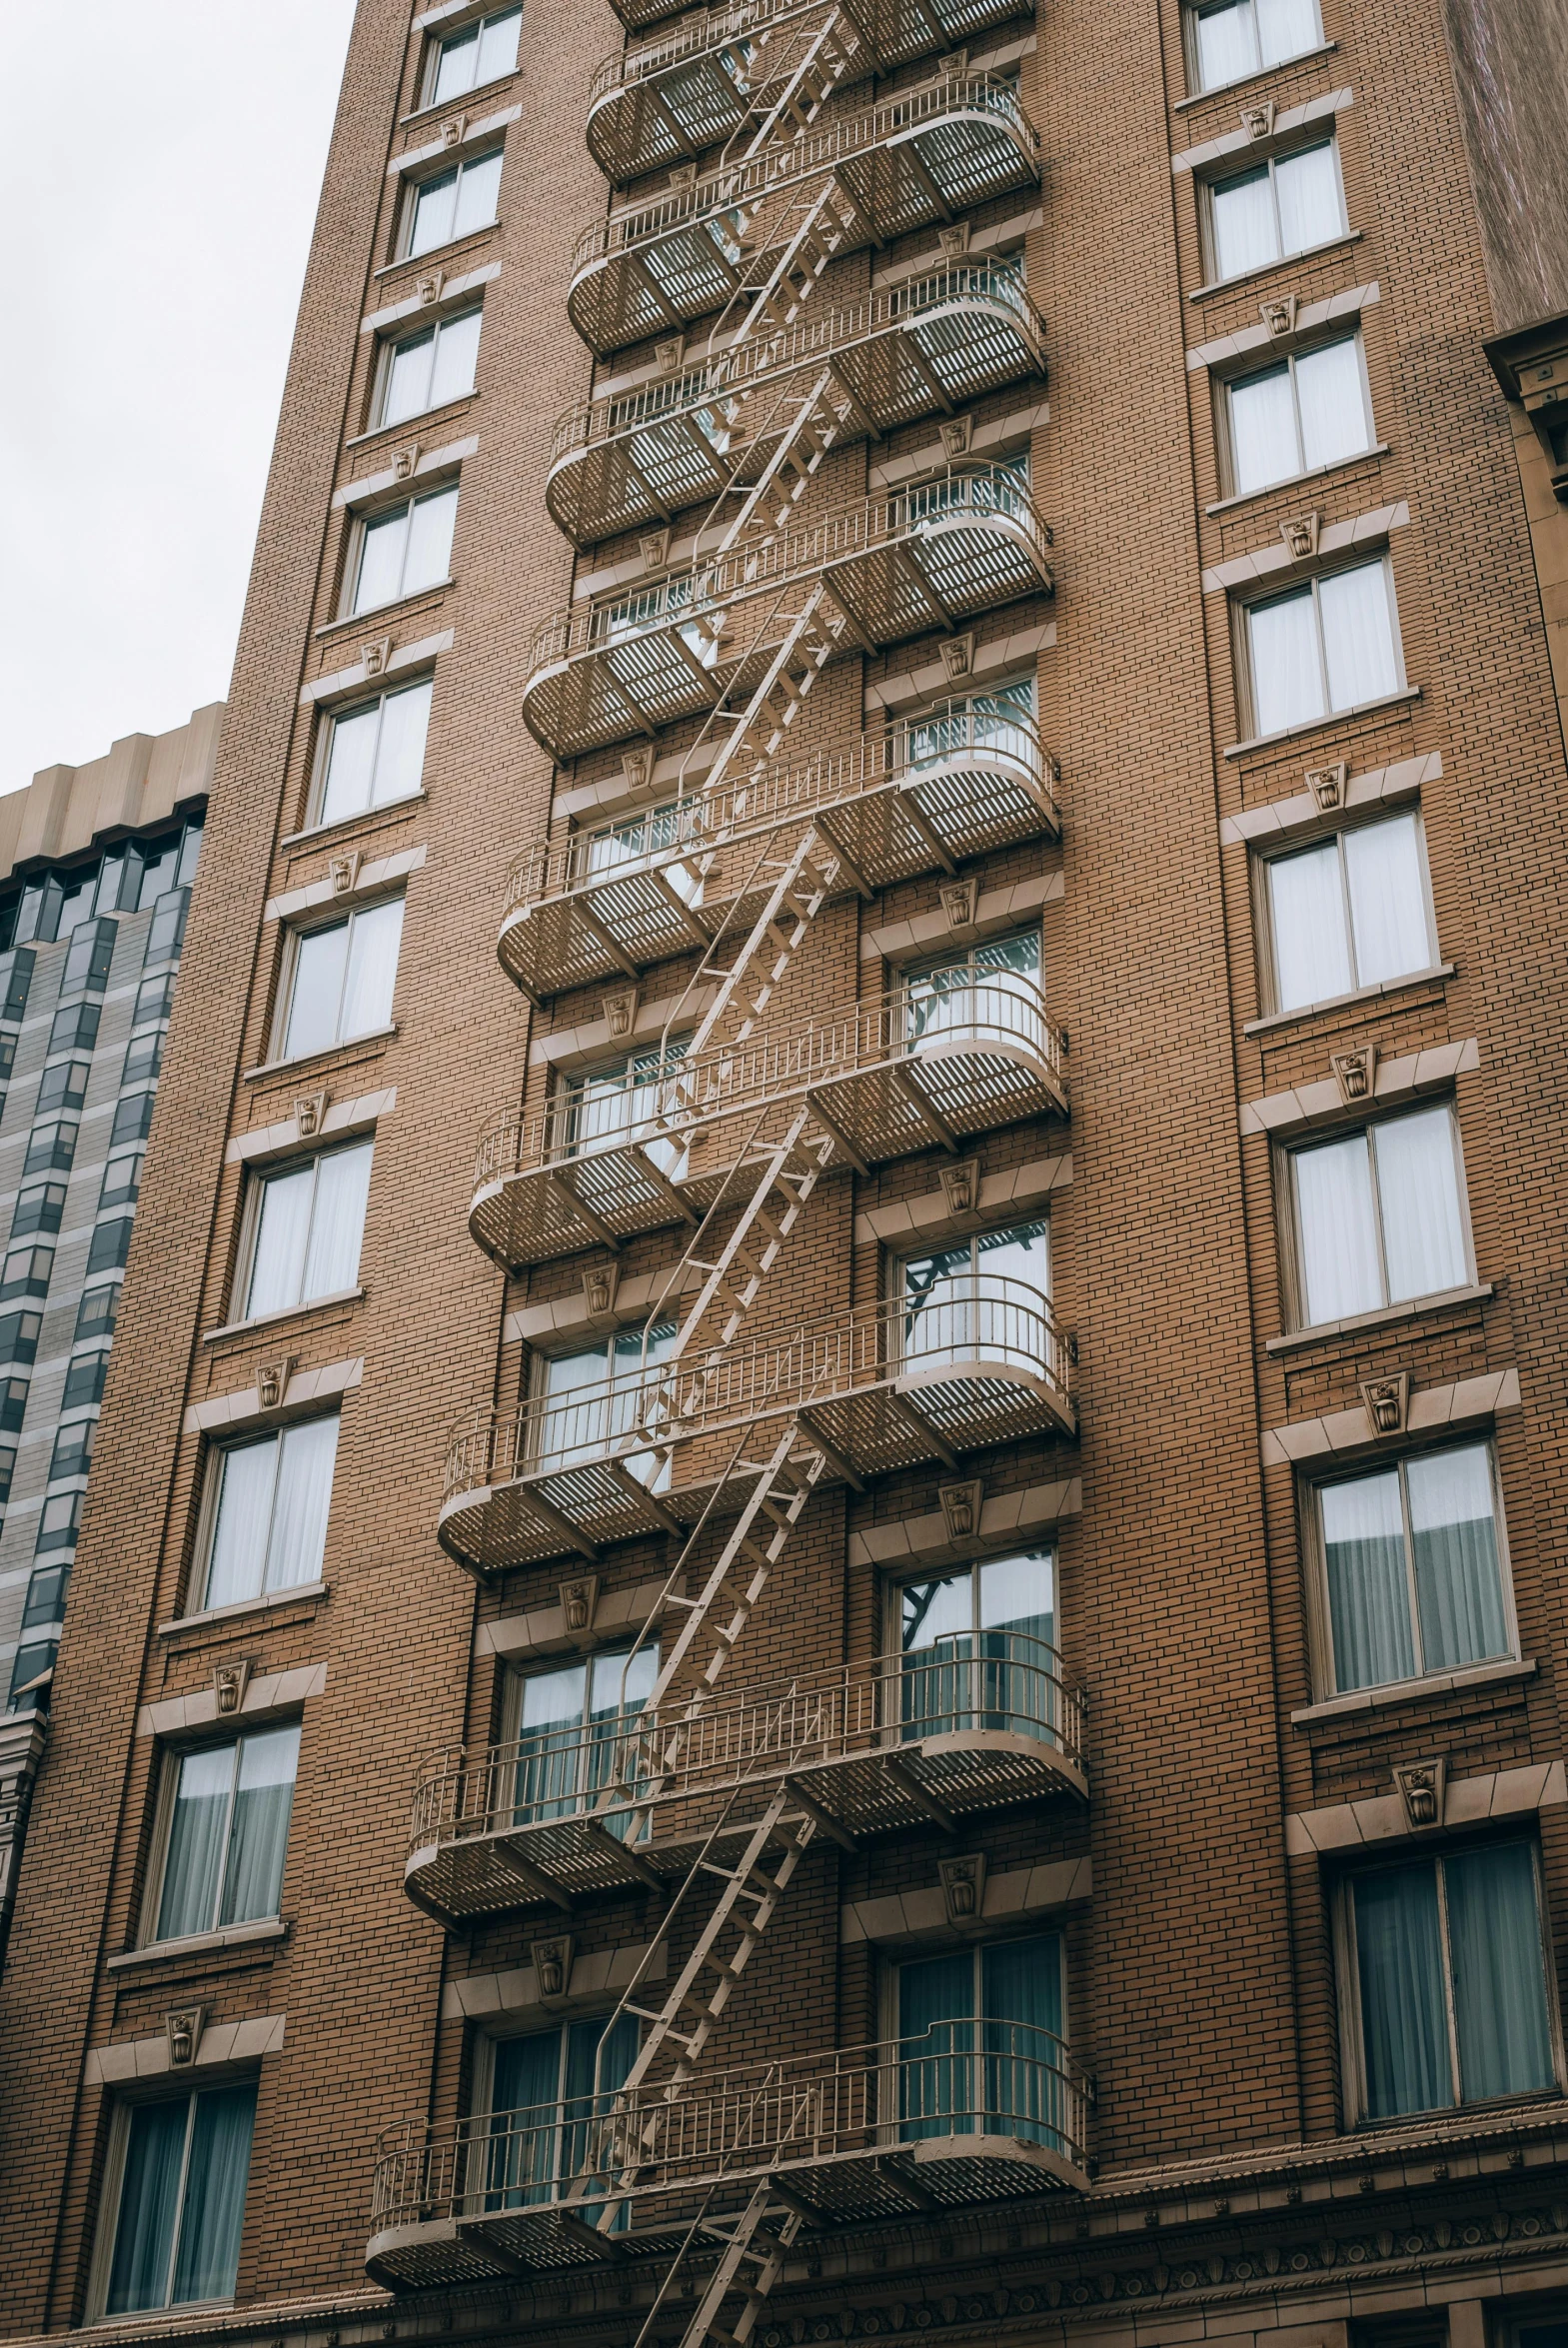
[370,2021,1090,2232]
[409,1633,1081,1860]
[588,0,828,111]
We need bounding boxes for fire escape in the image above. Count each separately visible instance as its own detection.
[370,0,1086,2316]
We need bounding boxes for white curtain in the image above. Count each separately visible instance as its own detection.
[1343,812,1429,984]
[1195,0,1258,88]
[1256,0,1320,62]
[405,485,459,595]
[382,327,436,427]
[353,505,410,615]
[1249,587,1324,735]
[246,1165,314,1317]
[1446,1845,1556,2103]
[218,1724,300,1926]
[1406,1443,1507,1670]
[1229,363,1299,494]
[1371,1106,1467,1301]
[302,1141,374,1301]
[1293,1132,1381,1322]
[1211,165,1278,279]
[433,18,482,102]
[1274,141,1344,254]
[410,166,460,257]
[157,1745,234,1939]
[1320,1467,1415,1691]
[372,678,433,809]
[1268,840,1351,1010]
[1295,336,1369,470]
[477,8,522,85]
[340,898,405,1040]
[1354,1865,1450,2117]
[430,307,483,407]
[453,149,504,238]
[204,1437,279,1609]
[1320,560,1400,712]
[284,923,351,1061]
[320,701,381,828]
[170,2086,256,2304]
[107,2100,187,2311]
[266,1415,339,1590]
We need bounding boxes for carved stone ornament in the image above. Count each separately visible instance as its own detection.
[938,1853,987,1926]
[938,415,972,461]
[213,1657,255,1717]
[582,1260,621,1324]
[415,270,445,308]
[166,2006,206,2068]
[622,748,654,794]
[531,1934,576,2003]
[1260,293,1299,340]
[1241,98,1277,139]
[654,336,686,377]
[1330,1043,1377,1105]
[439,112,468,148]
[391,445,420,483]
[329,849,363,897]
[937,630,975,683]
[668,161,696,188]
[1394,1754,1447,1832]
[938,1478,984,1545]
[938,1160,980,1221]
[295,1090,330,1140]
[1360,1369,1411,1438]
[936,220,971,260]
[938,876,979,934]
[360,638,392,679]
[1280,510,1321,561]
[940,45,969,72]
[559,1575,600,1636]
[1306,759,1347,812]
[254,1354,296,1411]
[640,528,671,572]
[601,988,639,1042]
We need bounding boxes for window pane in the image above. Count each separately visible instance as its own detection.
[982,1934,1063,2144]
[1267,840,1352,1010]
[1354,1863,1451,2117]
[301,1142,374,1300]
[477,8,522,82]
[284,923,351,1062]
[898,1949,975,2136]
[409,167,459,258]
[319,701,381,827]
[1194,0,1259,88]
[171,2086,254,2303]
[404,486,459,594]
[372,679,434,806]
[1406,1444,1507,1672]
[1321,1467,1414,1691]
[1342,811,1429,985]
[902,1572,972,1652]
[429,308,483,408]
[1293,1131,1382,1321]
[1275,141,1344,254]
[107,2099,188,2313]
[1295,336,1371,471]
[340,899,404,1040]
[1211,164,1278,278]
[1249,587,1325,735]
[1371,1106,1467,1302]
[517,1660,588,1821]
[453,150,504,239]
[157,1745,234,1940]
[265,1415,339,1591]
[218,1725,300,1926]
[432,22,479,103]
[353,506,411,615]
[246,1165,314,1317]
[381,329,435,428]
[1255,0,1320,60]
[204,1438,278,1611]
[1229,363,1300,494]
[977,1551,1053,1641]
[1320,560,1400,713]
[590,1644,659,1715]
[1446,1844,1556,2103]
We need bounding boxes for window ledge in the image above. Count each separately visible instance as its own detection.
[1206,444,1390,517]
[1243,963,1454,1037]
[1266,1281,1494,1354]
[158,1582,328,1640]
[202,1290,365,1347]
[346,392,478,456]
[107,1918,288,1971]
[1190,228,1363,303]
[280,792,428,855]
[400,68,519,135]
[1173,40,1338,109]
[1225,684,1421,759]
[244,1028,398,1084]
[1291,1656,1535,1726]
[314,582,455,642]
[373,224,496,282]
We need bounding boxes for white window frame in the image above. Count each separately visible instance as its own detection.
[235,1140,374,1322]
[1278,1099,1476,1330]
[309,676,433,833]
[1236,554,1407,743]
[422,4,523,110]
[191,1413,340,1614]
[138,1724,301,1950]
[1215,331,1376,502]
[1203,137,1348,284]
[1182,0,1325,93]
[373,305,483,431]
[273,897,405,1066]
[399,147,505,262]
[345,484,459,619]
[1252,805,1438,1016]
[86,2083,258,2321]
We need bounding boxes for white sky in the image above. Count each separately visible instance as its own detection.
[0,0,358,796]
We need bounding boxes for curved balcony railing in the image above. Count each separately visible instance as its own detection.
[471,971,1066,1269]
[406,1633,1085,1920]
[567,71,1040,354]
[439,1273,1075,1575]
[547,262,1045,544]
[522,465,1054,761]
[588,0,1044,183]
[366,2024,1090,2287]
[499,696,1058,1002]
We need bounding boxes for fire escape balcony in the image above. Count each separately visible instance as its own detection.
[588,0,1045,184]
[407,1633,1085,1923]
[567,71,1040,356]
[499,698,1058,1005]
[547,264,1045,545]
[367,2025,1092,2288]
[439,1272,1074,1576]
[472,971,1066,1270]
[522,465,1053,762]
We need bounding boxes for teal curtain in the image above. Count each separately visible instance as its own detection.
[513,1661,588,1825]
[1407,1446,1507,1672]
[983,1935,1063,2146]
[1354,1864,1450,2117]
[1446,1844,1555,2103]
[107,2100,188,2312]
[170,2086,255,2304]
[1321,1468,1415,1693]
[488,2031,563,2207]
[563,2012,640,2225]
[217,1726,299,1926]
[898,1951,973,2141]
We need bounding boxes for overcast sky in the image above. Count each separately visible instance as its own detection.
[0,0,358,796]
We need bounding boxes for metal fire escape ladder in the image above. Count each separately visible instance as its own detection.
[717,6,865,172]
[633,2183,806,2348]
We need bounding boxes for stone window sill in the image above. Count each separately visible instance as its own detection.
[1266,1281,1493,1354]
[1243,963,1453,1037]
[158,1581,328,1640]
[314,581,454,643]
[1190,228,1362,302]
[400,65,519,135]
[372,223,497,283]
[107,1918,288,1972]
[1206,443,1390,517]
[281,792,428,855]
[244,1028,397,1084]
[1173,40,1338,110]
[345,391,478,457]
[1291,1656,1535,1726]
[202,1289,365,1346]
[1224,684,1421,760]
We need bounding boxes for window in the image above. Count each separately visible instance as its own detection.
[7,1638,56,1708]
[133,972,175,1029]
[1288,1102,1470,1326]
[99,2083,256,2314]
[350,485,458,616]
[0,1440,15,1502]
[1208,140,1346,282]
[378,308,482,429]
[0,948,34,1021]
[0,1033,13,1084]
[484,2012,640,2214]
[1224,335,1374,497]
[242,1140,374,1319]
[0,1244,52,1301]
[316,678,433,829]
[1244,556,1403,739]
[88,1216,135,1274]
[1345,1843,1556,2120]
[151,1723,300,1943]
[405,149,504,259]
[35,1491,81,1553]
[429,4,521,105]
[145,888,190,965]
[49,1000,100,1055]
[59,917,117,999]
[510,1645,659,1827]
[534,1321,676,1478]
[75,1283,119,1341]
[280,900,404,1063]
[1262,810,1434,1012]
[200,1418,339,1610]
[896,1550,1058,1742]
[0,1310,42,1365]
[63,1350,108,1407]
[112,1091,156,1149]
[36,1059,89,1117]
[13,1181,67,1239]
[898,1220,1049,1374]
[22,1563,69,1625]
[1314,1441,1509,1695]
[124,1028,165,1087]
[559,1040,688,1168]
[24,1120,77,1176]
[1188,0,1321,90]
[101,1153,144,1211]
[50,1418,95,1482]
[896,1933,1066,2145]
[901,930,1044,1054]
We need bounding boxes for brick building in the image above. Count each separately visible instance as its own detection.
[2,0,1567,2344]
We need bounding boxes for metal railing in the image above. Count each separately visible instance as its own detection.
[589,0,832,111]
